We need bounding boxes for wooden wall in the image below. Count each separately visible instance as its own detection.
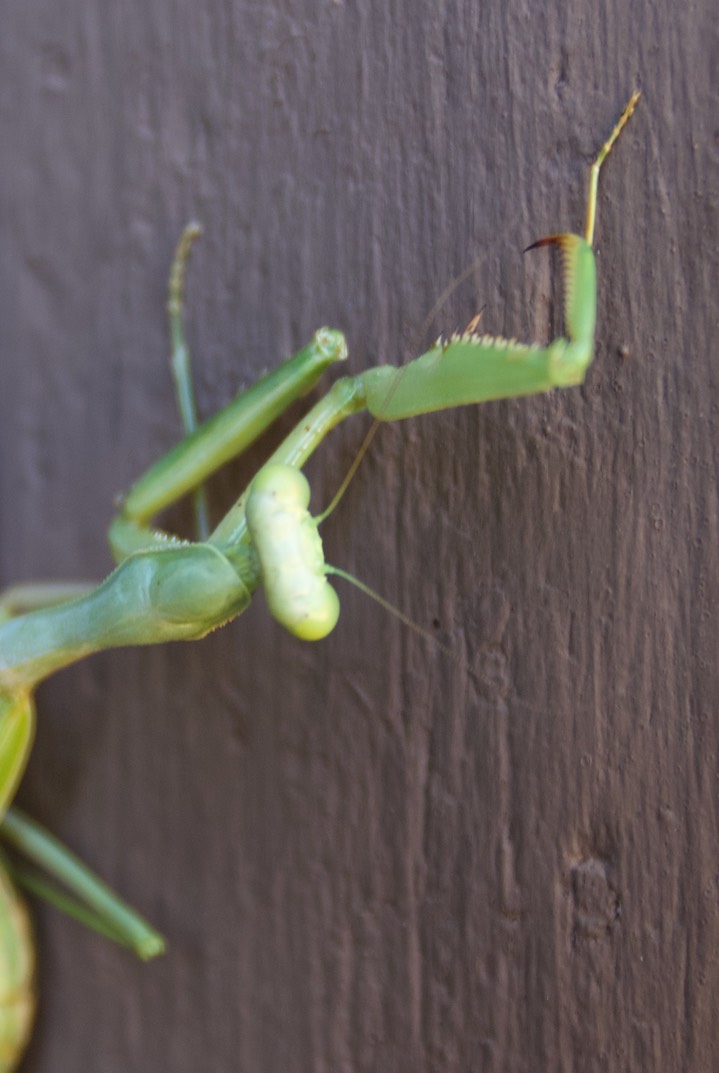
[1,1,717,1069]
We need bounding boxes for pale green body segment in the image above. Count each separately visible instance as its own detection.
[0,94,639,1072]
[0,872,33,1073]
[246,466,340,640]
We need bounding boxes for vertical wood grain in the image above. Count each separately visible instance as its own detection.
[1,2,717,1070]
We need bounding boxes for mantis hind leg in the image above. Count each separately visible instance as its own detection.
[0,808,165,961]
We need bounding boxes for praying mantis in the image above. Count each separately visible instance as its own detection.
[0,93,639,1070]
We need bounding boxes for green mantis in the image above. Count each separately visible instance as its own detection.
[0,93,639,1070]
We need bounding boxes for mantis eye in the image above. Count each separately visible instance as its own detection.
[245,464,340,641]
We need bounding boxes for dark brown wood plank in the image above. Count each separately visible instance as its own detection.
[1,2,717,1070]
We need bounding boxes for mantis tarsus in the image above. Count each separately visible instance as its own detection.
[0,93,639,1070]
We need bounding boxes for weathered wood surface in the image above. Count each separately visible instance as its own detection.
[1,2,717,1071]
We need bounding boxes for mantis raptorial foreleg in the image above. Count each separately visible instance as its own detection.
[0,94,639,1071]
[107,327,349,558]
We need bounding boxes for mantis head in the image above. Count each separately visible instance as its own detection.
[245,464,340,641]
